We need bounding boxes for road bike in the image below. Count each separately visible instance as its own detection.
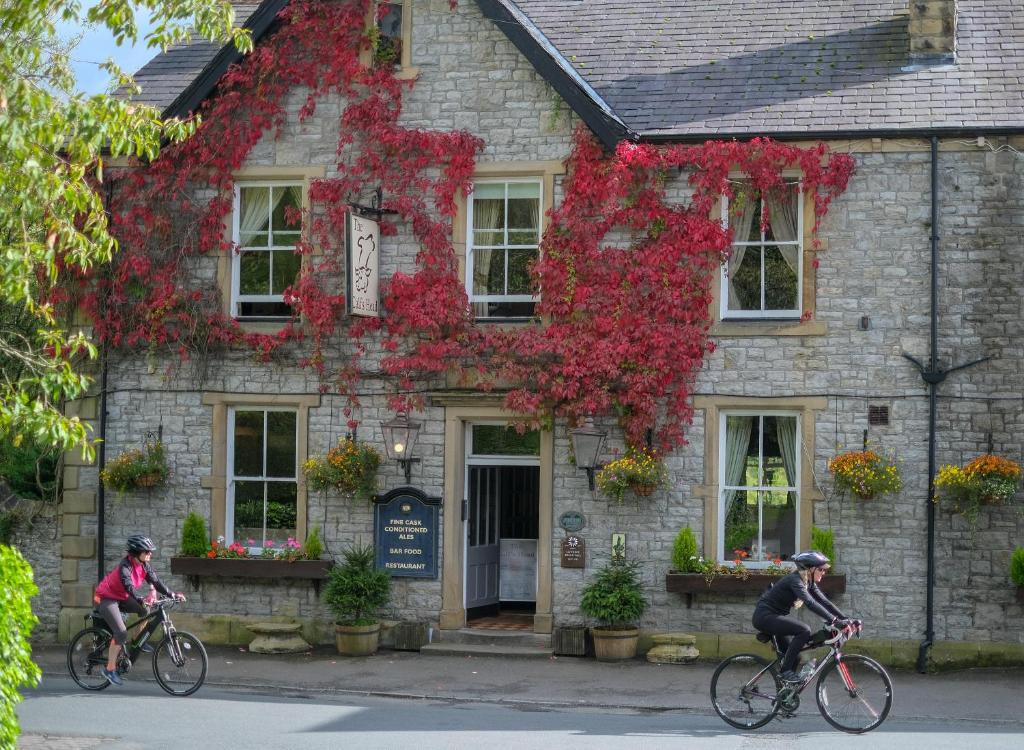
[67,597,208,696]
[710,622,893,733]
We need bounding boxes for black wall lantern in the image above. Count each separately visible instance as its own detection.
[569,416,607,491]
[382,411,421,483]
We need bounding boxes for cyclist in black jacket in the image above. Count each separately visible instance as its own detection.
[752,550,850,682]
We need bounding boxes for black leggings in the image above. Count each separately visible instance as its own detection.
[752,609,811,673]
[97,597,147,646]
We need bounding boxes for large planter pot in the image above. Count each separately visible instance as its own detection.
[335,622,381,656]
[590,626,639,662]
[665,572,847,608]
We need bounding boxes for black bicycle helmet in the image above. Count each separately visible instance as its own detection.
[791,550,830,570]
[126,534,156,554]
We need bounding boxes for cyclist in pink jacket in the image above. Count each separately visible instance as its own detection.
[94,534,184,685]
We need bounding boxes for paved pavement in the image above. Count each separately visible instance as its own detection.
[25,642,1024,723]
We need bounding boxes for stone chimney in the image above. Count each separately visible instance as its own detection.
[909,1,957,64]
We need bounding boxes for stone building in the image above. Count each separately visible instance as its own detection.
[35,0,1024,667]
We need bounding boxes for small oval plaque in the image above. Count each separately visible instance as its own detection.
[559,511,585,533]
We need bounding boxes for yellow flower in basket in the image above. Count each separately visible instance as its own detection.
[595,447,668,503]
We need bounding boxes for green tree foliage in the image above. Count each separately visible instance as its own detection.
[0,1,251,460]
[302,523,324,560]
[180,511,208,557]
[0,544,41,748]
[322,544,391,626]
[811,526,836,567]
[1011,546,1024,587]
[671,525,699,572]
[580,560,647,628]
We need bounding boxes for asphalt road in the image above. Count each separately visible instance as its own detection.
[17,676,1024,750]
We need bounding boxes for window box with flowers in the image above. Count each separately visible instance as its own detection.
[827,449,902,500]
[302,438,381,501]
[595,447,668,502]
[934,454,1022,528]
[170,525,333,591]
[665,526,845,607]
[100,440,169,495]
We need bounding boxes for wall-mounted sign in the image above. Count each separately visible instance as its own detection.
[611,533,626,562]
[347,212,380,317]
[560,535,585,568]
[373,487,440,578]
[499,539,537,601]
[558,511,585,533]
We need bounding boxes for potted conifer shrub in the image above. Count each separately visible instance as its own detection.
[580,559,647,661]
[322,544,391,656]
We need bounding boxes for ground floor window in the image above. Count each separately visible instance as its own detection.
[719,412,799,564]
[227,407,297,552]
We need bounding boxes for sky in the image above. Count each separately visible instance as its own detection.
[57,5,160,96]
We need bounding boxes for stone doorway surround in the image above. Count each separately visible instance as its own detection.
[436,400,553,634]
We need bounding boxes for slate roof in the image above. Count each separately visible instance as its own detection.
[127,2,266,113]
[506,0,1024,140]
[126,0,1024,143]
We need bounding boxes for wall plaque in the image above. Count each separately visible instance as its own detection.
[373,487,440,578]
[558,511,585,533]
[560,535,585,569]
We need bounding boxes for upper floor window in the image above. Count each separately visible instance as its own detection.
[227,407,297,552]
[375,1,407,69]
[720,181,802,319]
[467,179,541,320]
[719,412,799,564]
[232,183,302,319]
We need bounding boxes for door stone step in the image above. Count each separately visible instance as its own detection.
[420,642,553,659]
[435,627,551,649]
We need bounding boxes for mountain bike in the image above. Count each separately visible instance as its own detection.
[67,597,208,696]
[710,622,893,733]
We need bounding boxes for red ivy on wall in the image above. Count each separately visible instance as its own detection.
[67,0,854,449]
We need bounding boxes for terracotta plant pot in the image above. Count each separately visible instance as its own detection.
[590,626,639,661]
[335,622,381,656]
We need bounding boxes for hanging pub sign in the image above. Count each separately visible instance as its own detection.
[347,211,380,317]
[373,487,440,578]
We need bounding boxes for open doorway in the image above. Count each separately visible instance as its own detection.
[464,424,539,630]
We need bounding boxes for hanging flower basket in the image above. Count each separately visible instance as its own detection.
[100,440,169,495]
[630,482,657,497]
[595,447,668,503]
[302,437,382,501]
[827,450,902,500]
[934,454,1021,526]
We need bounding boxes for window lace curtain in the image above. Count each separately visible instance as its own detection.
[726,191,758,310]
[472,195,503,317]
[765,189,799,275]
[775,416,798,489]
[723,415,754,557]
[239,187,271,248]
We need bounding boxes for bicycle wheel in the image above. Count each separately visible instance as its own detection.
[152,630,208,696]
[710,653,782,729]
[816,654,893,733]
[67,628,113,691]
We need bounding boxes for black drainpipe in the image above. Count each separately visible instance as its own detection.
[904,137,989,673]
[96,178,113,582]
[96,348,108,582]
[918,135,940,671]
